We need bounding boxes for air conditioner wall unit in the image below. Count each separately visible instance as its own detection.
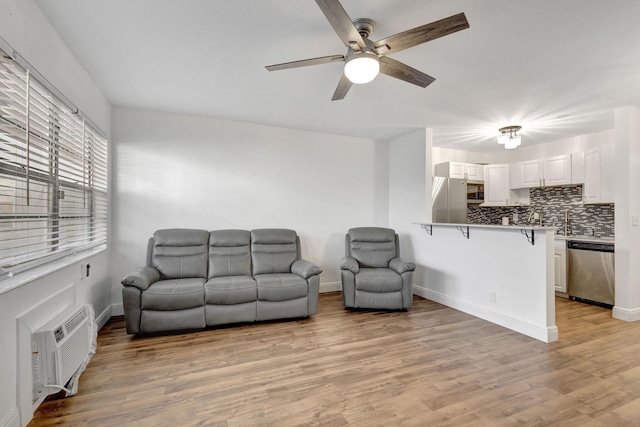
[32,304,92,404]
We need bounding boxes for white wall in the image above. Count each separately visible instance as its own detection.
[0,1,111,425]
[388,129,432,286]
[613,107,640,321]
[111,107,389,302]
[432,147,491,173]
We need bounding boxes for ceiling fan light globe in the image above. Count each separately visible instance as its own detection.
[344,54,380,84]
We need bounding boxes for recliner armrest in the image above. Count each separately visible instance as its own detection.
[340,256,359,274]
[121,267,160,290]
[291,259,322,279]
[389,257,416,275]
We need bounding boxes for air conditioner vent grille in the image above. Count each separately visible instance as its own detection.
[64,308,87,336]
[57,317,90,387]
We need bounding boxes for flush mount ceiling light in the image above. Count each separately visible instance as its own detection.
[498,125,522,150]
[344,51,380,84]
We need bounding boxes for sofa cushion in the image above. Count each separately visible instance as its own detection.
[151,229,209,279]
[205,275,257,305]
[347,227,397,268]
[141,278,205,310]
[208,230,252,279]
[354,268,403,292]
[255,273,308,301]
[251,229,299,275]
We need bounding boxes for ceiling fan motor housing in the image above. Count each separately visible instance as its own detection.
[353,18,375,39]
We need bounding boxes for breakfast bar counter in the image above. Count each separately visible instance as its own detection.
[410,222,558,343]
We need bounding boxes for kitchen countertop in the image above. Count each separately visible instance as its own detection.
[554,235,615,243]
[414,222,557,231]
[414,223,614,242]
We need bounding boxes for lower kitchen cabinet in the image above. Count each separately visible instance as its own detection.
[554,239,567,294]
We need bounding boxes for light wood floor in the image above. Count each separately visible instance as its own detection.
[29,293,640,426]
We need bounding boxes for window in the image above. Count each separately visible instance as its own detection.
[0,49,107,276]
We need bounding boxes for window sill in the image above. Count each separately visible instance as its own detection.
[0,244,108,295]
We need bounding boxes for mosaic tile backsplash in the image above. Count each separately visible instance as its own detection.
[467,185,614,238]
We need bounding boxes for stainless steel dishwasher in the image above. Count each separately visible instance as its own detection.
[567,240,615,306]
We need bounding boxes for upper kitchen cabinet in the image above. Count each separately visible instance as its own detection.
[482,164,530,206]
[543,154,572,186]
[435,162,484,182]
[510,159,542,189]
[465,163,484,181]
[584,145,615,204]
[571,152,585,184]
[510,154,572,189]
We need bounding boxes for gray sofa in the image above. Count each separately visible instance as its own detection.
[340,227,415,310]
[121,228,322,334]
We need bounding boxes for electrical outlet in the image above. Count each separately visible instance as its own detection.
[513,212,518,222]
[489,290,497,303]
[533,212,540,220]
[80,263,91,279]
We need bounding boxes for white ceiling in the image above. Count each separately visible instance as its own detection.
[34,0,640,153]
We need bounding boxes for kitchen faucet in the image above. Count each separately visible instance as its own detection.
[528,210,543,226]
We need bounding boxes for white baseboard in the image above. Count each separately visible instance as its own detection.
[95,304,114,329]
[1,407,19,427]
[413,285,558,343]
[612,306,640,322]
[111,303,123,317]
[320,281,341,293]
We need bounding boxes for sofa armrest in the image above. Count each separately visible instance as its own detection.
[121,267,160,290]
[291,259,322,279]
[340,256,359,274]
[389,257,416,275]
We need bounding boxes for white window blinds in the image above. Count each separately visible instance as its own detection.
[0,49,107,275]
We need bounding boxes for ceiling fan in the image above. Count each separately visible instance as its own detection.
[265,0,469,101]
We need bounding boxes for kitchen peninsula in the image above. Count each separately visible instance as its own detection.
[412,222,558,343]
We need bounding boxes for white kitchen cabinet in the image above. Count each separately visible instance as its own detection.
[543,154,572,186]
[482,164,530,206]
[510,154,572,189]
[554,239,567,294]
[435,161,484,182]
[465,163,484,181]
[584,145,614,204]
[571,152,585,184]
[510,159,541,189]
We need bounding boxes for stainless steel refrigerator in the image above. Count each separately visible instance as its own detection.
[432,177,467,223]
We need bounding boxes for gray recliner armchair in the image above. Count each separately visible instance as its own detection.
[340,227,416,310]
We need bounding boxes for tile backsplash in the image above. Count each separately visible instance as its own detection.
[467,185,614,238]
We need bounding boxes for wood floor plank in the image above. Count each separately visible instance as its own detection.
[28,294,640,426]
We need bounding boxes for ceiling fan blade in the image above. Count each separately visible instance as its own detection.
[266,54,344,71]
[315,0,366,51]
[332,73,352,101]
[374,12,469,55]
[379,56,435,88]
